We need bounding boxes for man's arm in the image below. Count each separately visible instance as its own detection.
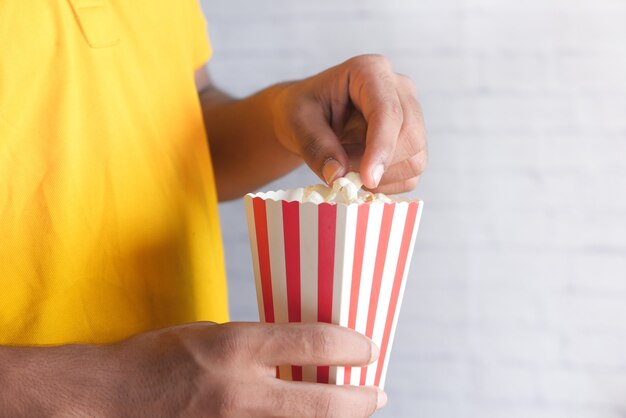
[0,344,118,415]
[197,55,427,201]
[0,323,384,417]
[195,69,302,201]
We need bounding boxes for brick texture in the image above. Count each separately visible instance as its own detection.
[201,0,626,416]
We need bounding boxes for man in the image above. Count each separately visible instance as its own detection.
[0,1,426,416]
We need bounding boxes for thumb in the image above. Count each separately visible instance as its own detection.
[295,107,350,185]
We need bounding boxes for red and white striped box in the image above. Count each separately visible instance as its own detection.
[244,190,423,389]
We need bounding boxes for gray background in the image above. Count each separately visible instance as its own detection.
[200,1,626,417]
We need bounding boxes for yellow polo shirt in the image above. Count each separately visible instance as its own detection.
[0,0,229,345]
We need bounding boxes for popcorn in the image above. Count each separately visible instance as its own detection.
[301,172,393,204]
[303,191,325,204]
[333,171,363,200]
[303,184,334,204]
[374,193,393,203]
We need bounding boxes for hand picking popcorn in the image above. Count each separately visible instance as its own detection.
[284,172,396,204]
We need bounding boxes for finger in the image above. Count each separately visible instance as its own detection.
[388,79,427,167]
[372,175,421,195]
[293,100,350,184]
[338,111,367,146]
[337,88,425,169]
[337,113,366,170]
[342,142,365,171]
[261,379,386,418]
[347,56,403,189]
[373,150,427,190]
[241,322,378,368]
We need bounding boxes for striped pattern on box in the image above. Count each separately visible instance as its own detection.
[244,193,423,389]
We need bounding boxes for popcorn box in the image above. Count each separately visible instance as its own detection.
[244,190,423,389]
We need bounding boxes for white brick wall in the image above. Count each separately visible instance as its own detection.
[201,0,626,416]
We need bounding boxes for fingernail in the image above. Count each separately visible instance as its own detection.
[376,388,388,410]
[322,158,343,185]
[371,163,384,187]
[370,342,380,363]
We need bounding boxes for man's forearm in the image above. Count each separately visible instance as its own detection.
[199,82,303,201]
[0,344,115,416]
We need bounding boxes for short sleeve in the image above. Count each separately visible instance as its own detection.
[188,0,213,68]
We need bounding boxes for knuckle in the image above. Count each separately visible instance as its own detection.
[373,103,403,124]
[401,131,421,158]
[346,390,377,418]
[215,384,243,417]
[213,325,246,363]
[405,176,420,191]
[361,389,379,417]
[388,103,403,120]
[375,69,395,86]
[313,391,335,418]
[401,118,426,156]
[397,73,417,91]
[419,150,429,171]
[409,153,427,176]
[291,97,313,118]
[396,72,411,83]
[350,53,389,67]
[309,327,334,360]
[313,388,373,418]
[368,53,391,68]
[300,132,326,162]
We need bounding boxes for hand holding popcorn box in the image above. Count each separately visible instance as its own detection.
[244,173,423,389]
